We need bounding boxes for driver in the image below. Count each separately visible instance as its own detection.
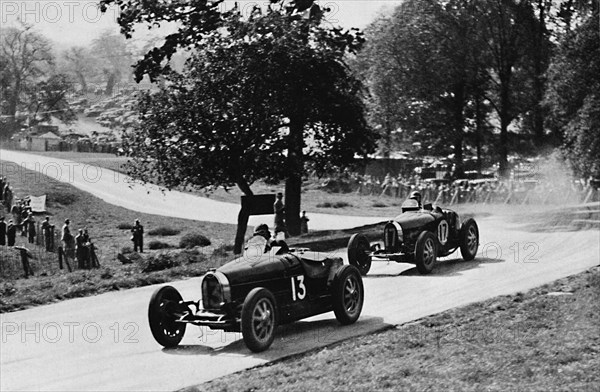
[245,224,273,254]
[408,191,423,209]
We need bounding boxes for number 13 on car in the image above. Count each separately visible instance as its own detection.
[291,275,306,301]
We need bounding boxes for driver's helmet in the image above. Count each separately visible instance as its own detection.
[253,224,271,241]
[409,191,422,205]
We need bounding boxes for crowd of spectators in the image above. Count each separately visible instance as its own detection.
[318,170,599,206]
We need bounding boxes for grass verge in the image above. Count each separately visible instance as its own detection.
[188,266,600,392]
[0,159,238,313]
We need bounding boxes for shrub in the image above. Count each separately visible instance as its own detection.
[148,226,181,236]
[48,191,78,206]
[148,240,173,250]
[179,233,211,249]
[117,223,134,230]
[373,202,387,208]
[174,249,208,264]
[142,253,180,272]
[317,201,351,209]
[213,243,234,257]
[120,246,133,254]
[100,269,113,279]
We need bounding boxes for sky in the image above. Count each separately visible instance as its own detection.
[0,1,403,48]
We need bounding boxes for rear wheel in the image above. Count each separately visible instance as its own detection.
[460,219,479,261]
[241,288,277,352]
[332,265,364,325]
[347,233,372,276]
[148,286,186,348]
[415,231,437,274]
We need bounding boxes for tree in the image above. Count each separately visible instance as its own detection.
[477,0,542,176]
[90,31,134,95]
[115,2,376,236]
[545,2,599,177]
[25,74,76,126]
[62,46,96,94]
[357,0,489,176]
[0,24,53,137]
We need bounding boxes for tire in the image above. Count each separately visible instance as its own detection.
[332,265,364,325]
[148,286,186,348]
[414,231,437,274]
[347,233,372,276]
[241,288,277,353]
[460,218,479,261]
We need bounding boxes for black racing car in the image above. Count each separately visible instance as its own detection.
[148,239,364,352]
[347,199,479,275]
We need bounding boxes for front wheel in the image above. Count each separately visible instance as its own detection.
[332,265,364,325]
[347,233,372,276]
[460,219,479,261]
[148,286,187,348]
[415,231,437,274]
[241,288,277,352]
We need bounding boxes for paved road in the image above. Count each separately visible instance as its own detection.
[1,149,598,391]
[1,214,598,391]
[0,149,383,230]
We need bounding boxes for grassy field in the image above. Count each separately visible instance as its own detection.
[0,159,239,313]
[189,266,600,392]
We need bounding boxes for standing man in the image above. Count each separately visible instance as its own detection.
[0,216,6,246]
[62,219,74,263]
[75,229,86,269]
[6,219,16,246]
[300,211,309,235]
[273,192,287,239]
[25,213,36,244]
[41,216,53,251]
[131,219,144,253]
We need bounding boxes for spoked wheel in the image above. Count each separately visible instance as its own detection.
[347,233,372,276]
[148,286,187,348]
[241,288,277,352]
[332,265,364,325]
[415,231,437,274]
[460,218,479,261]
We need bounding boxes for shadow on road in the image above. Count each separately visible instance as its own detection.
[162,316,388,360]
[365,256,505,278]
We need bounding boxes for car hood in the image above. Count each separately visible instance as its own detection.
[218,251,295,285]
[393,211,436,230]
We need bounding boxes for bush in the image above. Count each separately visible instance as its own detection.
[142,253,180,272]
[148,226,181,236]
[213,243,234,257]
[174,249,208,264]
[48,191,78,206]
[316,201,352,209]
[148,240,173,250]
[373,202,387,208]
[120,246,133,254]
[117,223,134,230]
[179,233,211,249]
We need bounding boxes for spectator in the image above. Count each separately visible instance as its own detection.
[41,216,53,251]
[75,229,87,268]
[62,219,75,263]
[273,193,287,239]
[300,211,309,234]
[25,213,36,244]
[131,219,144,252]
[6,219,16,246]
[0,216,5,246]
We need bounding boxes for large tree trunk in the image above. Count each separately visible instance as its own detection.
[452,85,465,178]
[285,120,304,236]
[499,85,510,178]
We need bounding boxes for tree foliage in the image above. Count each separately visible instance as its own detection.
[115,1,376,234]
[0,23,74,138]
[545,3,600,177]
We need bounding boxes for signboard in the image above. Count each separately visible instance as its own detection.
[29,195,47,212]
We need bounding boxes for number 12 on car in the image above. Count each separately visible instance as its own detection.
[291,275,306,301]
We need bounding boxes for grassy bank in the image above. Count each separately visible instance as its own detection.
[0,159,239,313]
[191,266,600,392]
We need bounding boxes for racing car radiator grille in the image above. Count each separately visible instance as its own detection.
[202,274,223,310]
[384,223,397,251]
